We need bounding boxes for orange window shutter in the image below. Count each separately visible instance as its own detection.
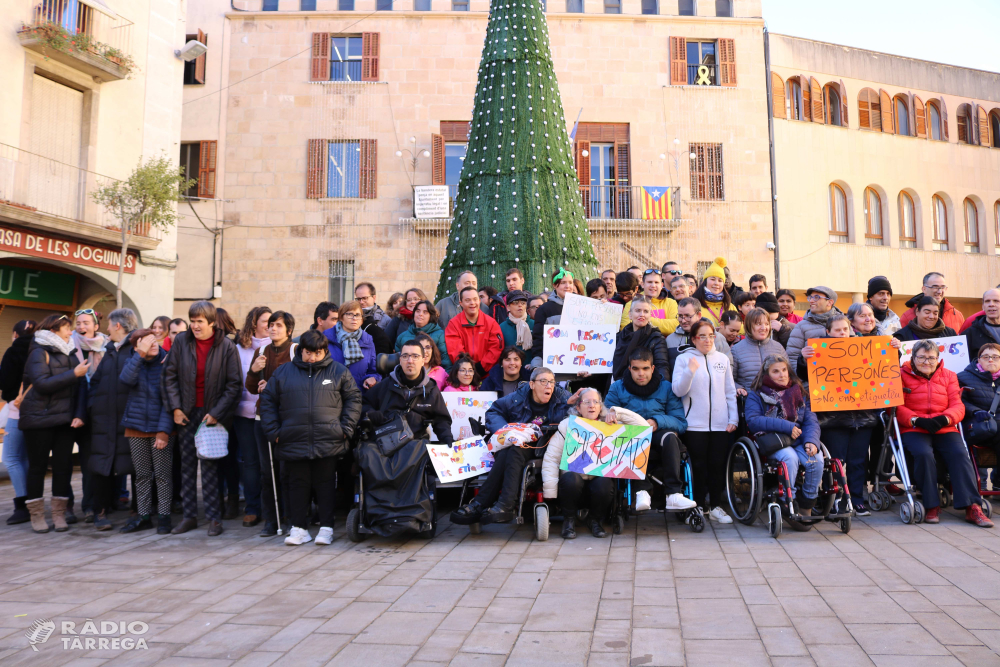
[839,80,848,127]
[870,91,882,131]
[771,73,785,120]
[310,33,330,82]
[914,95,926,138]
[858,89,871,129]
[718,38,736,87]
[613,142,631,218]
[810,77,823,123]
[669,37,687,86]
[940,98,949,140]
[431,134,445,185]
[306,139,327,199]
[194,30,207,84]
[362,33,380,82]
[360,139,377,199]
[800,77,811,121]
[197,140,217,199]
[978,105,990,147]
[690,144,704,200]
[879,89,892,134]
[958,106,969,143]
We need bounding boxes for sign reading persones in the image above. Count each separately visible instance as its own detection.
[543,325,616,374]
[442,391,497,440]
[898,336,970,375]
[805,336,903,412]
[426,437,494,483]
[560,293,623,327]
[559,416,652,480]
[0,225,137,273]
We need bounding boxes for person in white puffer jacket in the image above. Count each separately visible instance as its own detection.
[671,319,739,524]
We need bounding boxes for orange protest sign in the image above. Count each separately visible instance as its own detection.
[804,336,903,412]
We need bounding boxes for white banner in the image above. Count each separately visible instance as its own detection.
[426,437,494,483]
[560,292,623,327]
[413,185,450,219]
[542,324,616,374]
[443,391,498,440]
[898,335,970,374]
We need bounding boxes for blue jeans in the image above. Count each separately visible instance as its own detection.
[232,417,261,515]
[771,444,824,500]
[2,417,28,497]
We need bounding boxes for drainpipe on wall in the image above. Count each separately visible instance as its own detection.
[764,27,781,289]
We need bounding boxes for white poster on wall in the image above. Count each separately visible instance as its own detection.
[413,186,450,219]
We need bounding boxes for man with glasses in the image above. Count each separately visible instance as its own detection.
[450,367,571,526]
[445,286,504,376]
[353,283,393,355]
[621,269,678,335]
[665,297,732,375]
[668,275,689,301]
[963,289,1000,360]
[787,285,840,370]
[899,272,965,333]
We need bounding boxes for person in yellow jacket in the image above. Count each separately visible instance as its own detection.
[621,269,679,335]
[692,257,737,328]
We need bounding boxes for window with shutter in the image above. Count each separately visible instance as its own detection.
[879,89,892,134]
[899,192,916,248]
[359,139,377,199]
[965,198,980,252]
[913,95,926,138]
[306,139,328,199]
[310,33,331,82]
[613,141,631,218]
[858,88,880,131]
[864,187,883,246]
[431,134,445,186]
[689,143,723,201]
[991,110,1000,148]
[957,103,971,144]
[893,95,909,136]
[927,100,942,140]
[770,73,785,120]
[823,83,843,126]
[575,141,591,216]
[810,77,823,123]
[361,33,380,81]
[978,105,990,147]
[718,38,736,87]
[838,81,848,127]
[800,76,811,121]
[669,37,687,86]
[179,143,200,198]
[787,78,802,121]
[194,30,207,84]
[198,140,217,199]
[940,98,949,140]
[829,184,848,242]
[932,194,949,250]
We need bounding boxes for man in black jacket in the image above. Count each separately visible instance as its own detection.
[162,301,243,536]
[965,289,1000,361]
[87,308,138,531]
[362,340,452,443]
[260,330,362,546]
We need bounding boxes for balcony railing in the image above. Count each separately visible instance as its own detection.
[0,143,161,248]
[580,185,680,220]
[687,63,717,86]
[18,0,134,81]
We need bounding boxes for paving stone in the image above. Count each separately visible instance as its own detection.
[684,638,769,667]
[354,611,446,644]
[845,623,951,656]
[525,593,600,631]
[630,627,683,666]
[460,622,521,655]
[507,631,591,666]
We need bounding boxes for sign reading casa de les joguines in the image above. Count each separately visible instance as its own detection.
[0,225,137,274]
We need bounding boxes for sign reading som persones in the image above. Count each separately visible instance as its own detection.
[0,225,137,274]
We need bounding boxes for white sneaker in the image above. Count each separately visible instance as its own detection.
[666,493,697,511]
[635,490,652,511]
[284,527,312,545]
[315,527,334,545]
[708,506,733,524]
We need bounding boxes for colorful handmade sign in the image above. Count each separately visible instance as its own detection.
[559,416,652,480]
[805,336,904,412]
[426,437,494,483]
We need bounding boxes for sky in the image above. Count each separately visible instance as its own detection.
[762,0,1000,73]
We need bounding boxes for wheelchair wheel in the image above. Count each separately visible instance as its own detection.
[690,508,705,533]
[940,487,951,508]
[913,501,925,524]
[613,514,624,535]
[469,522,482,535]
[869,490,885,512]
[534,505,549,542]
[346,508,364,543]
[899,501,915,525]
[727,438,763,526]
[840,515,852,534]
[982,498,993,518]
[767,504,782,539]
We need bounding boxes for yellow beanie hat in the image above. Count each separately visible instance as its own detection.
[702,256,727,281]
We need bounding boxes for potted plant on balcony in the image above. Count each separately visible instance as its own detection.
[90,155,195,307]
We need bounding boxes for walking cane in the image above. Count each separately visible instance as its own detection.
[266,438,283,537]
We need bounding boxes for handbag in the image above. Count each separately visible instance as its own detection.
[194,422,229,460]
[754,432,794,457]
[967,387,1000,445]
[374,393,421,457]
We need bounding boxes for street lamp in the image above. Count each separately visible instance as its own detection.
[395,136,430,184]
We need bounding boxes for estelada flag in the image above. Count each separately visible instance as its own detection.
[640,186,673,220]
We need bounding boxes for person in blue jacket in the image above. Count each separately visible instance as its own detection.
[745,353,824,516]
[479,346,531,397]
[324,301,380,391]
[394,300,451,371]
[606,347,696,512]
[451,367,570,526]
[118,328,175,534]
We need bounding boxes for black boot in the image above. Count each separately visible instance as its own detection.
[64,503,78,525]
[480,503,514,525]
[450,500,484,525]
[259,522,279,537]
[561,516,577,539]
[590,519,607,538]
[6,497,29,525]
[157,514,172,535]
[120,515,153,533]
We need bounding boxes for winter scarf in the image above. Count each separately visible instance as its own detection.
[398,308,414,320]
[908,318,948,339]
[869,302,889,322]
[807,308,837,327]
[36,330,76,357]
[72,331,108,378]
[704,290,725,303]
[623,369,661,398]
[761,374,804,421]
[978,362,1000,381]
[508,315,533,350]
[335,322,364,366]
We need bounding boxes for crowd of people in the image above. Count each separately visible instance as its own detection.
[2,255,998,545]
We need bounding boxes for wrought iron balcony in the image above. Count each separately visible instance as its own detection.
[0,143,161,250]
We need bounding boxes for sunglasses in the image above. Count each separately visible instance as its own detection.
[643,269,661,276]
[75,308,96,316]
[665,269,682,275]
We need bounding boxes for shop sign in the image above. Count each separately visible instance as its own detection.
[0,225,137,274]
[0,262,78,311]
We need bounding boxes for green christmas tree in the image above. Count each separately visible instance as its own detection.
[435,0,600,301]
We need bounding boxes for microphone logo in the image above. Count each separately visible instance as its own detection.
[25,618,56,652]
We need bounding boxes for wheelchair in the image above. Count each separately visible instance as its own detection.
[726,434,853,538]
[965,423,1000,509]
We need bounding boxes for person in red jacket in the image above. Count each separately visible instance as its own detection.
[897,340,992,527]
[445,286,504,376]
[898,272,965,333]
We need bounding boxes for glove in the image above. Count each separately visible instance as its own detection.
[913,417,939,433]
[930,415,951,432]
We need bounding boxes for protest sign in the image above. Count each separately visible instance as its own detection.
[442,391,498,440]
[898,335,970,374]
[559,416,652,480]
[805,336,903,412]
[542,325,616,374]
[426,437,494,483]
[560,293,623,327]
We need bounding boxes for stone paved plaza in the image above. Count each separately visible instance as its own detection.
[3,477,1000,667]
